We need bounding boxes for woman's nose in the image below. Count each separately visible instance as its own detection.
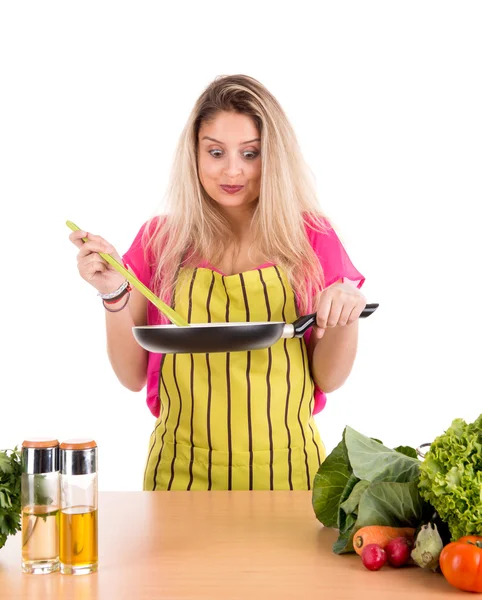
[223,155,243,178]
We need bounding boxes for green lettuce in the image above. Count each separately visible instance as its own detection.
[418,414,482,541]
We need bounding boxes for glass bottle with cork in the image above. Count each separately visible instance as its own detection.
[59,439,98,575]
[21,438,60,574]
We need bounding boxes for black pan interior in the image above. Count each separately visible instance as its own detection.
[132,322,286,354]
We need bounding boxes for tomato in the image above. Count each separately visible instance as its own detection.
[440,538,482,593]
[457,536,482,544]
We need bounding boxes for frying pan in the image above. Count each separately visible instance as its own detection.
[132,304,378,354]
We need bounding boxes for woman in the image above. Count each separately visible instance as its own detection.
[69,74,367,491]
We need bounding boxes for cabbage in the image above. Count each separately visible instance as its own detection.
[312,426,425,553]
[418,414,482,541]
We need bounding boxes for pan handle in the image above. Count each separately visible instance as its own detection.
[292,303,379,337]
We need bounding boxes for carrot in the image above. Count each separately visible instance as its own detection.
[353,526,416,556]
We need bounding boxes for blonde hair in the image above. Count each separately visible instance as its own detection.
[144,74,330,315]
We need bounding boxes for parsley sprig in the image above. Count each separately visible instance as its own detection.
[0,447,22,550]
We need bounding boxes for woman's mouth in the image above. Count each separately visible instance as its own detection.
[220,185,244,194]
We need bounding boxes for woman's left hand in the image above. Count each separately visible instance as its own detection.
[313,281,366,339]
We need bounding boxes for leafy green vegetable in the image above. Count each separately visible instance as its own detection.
[336,474,360,535]
[345,426,420,483]
[356,480,424,528]
[333,478,368,554]
[339,479,370,516]
[312,440,352,528]
[312,426,424,553]
[334,480,425,554]
[418,414,482,541]
[394,445,419,459]
[332,513,357,554]
[0,447,22,550]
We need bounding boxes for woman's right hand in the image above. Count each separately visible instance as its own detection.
[69,230,126,295]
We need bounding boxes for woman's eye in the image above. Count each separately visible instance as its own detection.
[208,149,259,159]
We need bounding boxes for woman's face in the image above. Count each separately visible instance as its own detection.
[197,111,261,211]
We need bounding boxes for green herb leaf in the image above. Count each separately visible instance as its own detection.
[0,454,13,474]
[0,447,22,551]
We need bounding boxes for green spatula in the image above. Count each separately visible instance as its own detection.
[66,220,189,327]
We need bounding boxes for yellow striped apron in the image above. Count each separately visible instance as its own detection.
[143,265,326,491]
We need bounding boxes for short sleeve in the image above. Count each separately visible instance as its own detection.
[305,216,365,416]
[122,217,163,419]
[122,221,152,288]
[306,217,365,289]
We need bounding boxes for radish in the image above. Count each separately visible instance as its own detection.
[385,537,412,567]
[361,544,387,571]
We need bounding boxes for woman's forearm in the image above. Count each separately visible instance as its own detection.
[105,303,148,392]
[309,320,359,393]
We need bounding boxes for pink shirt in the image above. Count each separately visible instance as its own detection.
[123,217,365,418]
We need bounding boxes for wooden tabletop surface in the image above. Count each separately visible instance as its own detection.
[0,491,462,599]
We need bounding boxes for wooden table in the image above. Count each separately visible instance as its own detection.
[0,492,462,599]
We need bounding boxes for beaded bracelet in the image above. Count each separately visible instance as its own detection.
[103,284,132,305]
[98,280,130,301]
[103,292,130,313]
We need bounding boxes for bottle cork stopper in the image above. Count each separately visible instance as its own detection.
[60,438,97,450]
[22,438,59,449]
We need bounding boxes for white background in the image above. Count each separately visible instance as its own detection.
[1,2,481,491]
